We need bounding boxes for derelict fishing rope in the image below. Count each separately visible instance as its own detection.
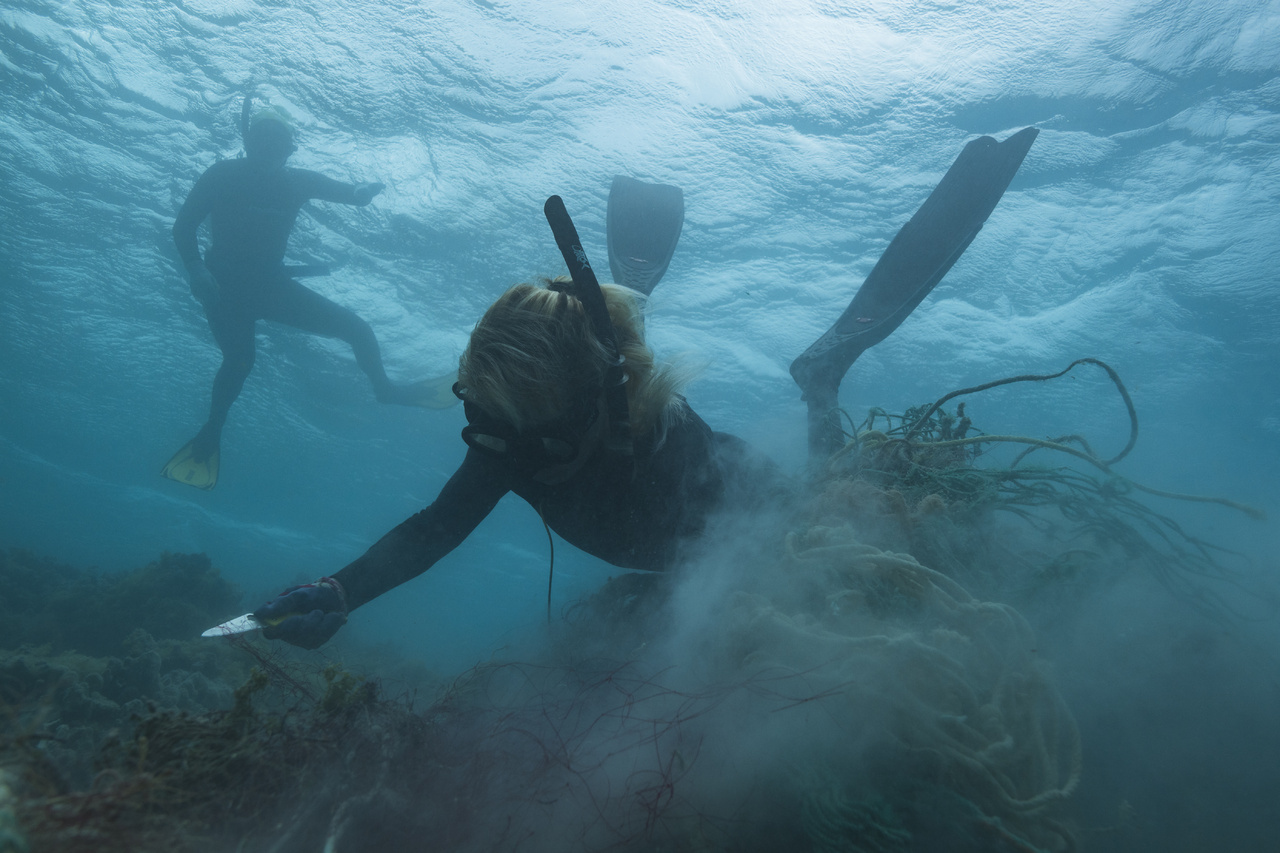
[903,357,1137,465]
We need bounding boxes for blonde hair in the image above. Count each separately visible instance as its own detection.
[458,278,688,437]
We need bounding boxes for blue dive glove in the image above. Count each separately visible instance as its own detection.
[254,576,348,649]
[353,182,385,206]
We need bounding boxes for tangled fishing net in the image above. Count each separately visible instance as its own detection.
[808,358,1266,625]
[0,531,1081,852]
[2,358,1265,852]
[732,523,1081,851]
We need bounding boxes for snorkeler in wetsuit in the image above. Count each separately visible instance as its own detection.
[164,109,442,490]
[246,128,1040,648]
[247,197,787,647]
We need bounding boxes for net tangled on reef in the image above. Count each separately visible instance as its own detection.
[3,358,1264,852]
[4,526,1081,853]
[809,358,1266,625]
[733,524,1080,850]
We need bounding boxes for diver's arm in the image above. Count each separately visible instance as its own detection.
[298,169,385,207]
[173,167,222,304]
[333,450,509,610]
[172,167,218,269]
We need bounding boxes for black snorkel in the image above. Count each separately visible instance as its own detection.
[240,89,254,153]
[543,195,634,458]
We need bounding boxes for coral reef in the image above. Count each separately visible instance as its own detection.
[0,550,445,853]
[2,531,1083,853]
[0,550,250,795]
[0,550,241,656]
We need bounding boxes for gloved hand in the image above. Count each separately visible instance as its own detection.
[254,576,348,649]
[353,182,385,206]
[187,260,220,307]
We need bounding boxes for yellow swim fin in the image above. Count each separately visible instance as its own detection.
[160,436,220,490]
[410,371,462,409]
[382,371,460,409]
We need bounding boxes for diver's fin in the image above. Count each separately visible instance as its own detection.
[161,435,220,491]
[607,176,684,295]
[791,127,1040,459]
[382,371,461,409]
[407,371,462,409]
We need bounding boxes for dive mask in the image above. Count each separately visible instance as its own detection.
[454,383,608,485]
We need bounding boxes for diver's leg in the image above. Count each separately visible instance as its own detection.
[264,280,410,402]
[200,303,256,458]
[791,127,1040,461]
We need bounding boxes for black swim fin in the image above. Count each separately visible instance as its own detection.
[161,433,221,491]
[607,176,685,296]
[791,126,1040,459]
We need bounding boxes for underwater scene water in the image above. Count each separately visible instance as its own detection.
[1,0,1278,850]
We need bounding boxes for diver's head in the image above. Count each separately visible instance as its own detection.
[457,278,688,454]
[458,280,615,435]
[245,109,296,167]
[453,277,691,471]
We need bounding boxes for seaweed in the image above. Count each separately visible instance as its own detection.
[10,661,432,853]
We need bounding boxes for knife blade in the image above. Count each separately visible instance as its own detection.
[201,613,263,638]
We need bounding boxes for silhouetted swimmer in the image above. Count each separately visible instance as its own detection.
[163,108,449,490]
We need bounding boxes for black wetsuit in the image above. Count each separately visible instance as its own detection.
[333,402,788,610]
[172,159,390,432]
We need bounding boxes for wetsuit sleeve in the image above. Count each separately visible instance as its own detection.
[332,450,511,610]
[172,166,219,269]
[296,168,366,206]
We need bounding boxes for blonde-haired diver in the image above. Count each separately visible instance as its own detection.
[248,189,785,647]
[244,128,1040,648]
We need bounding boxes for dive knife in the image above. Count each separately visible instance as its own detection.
[201,613,264,637]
